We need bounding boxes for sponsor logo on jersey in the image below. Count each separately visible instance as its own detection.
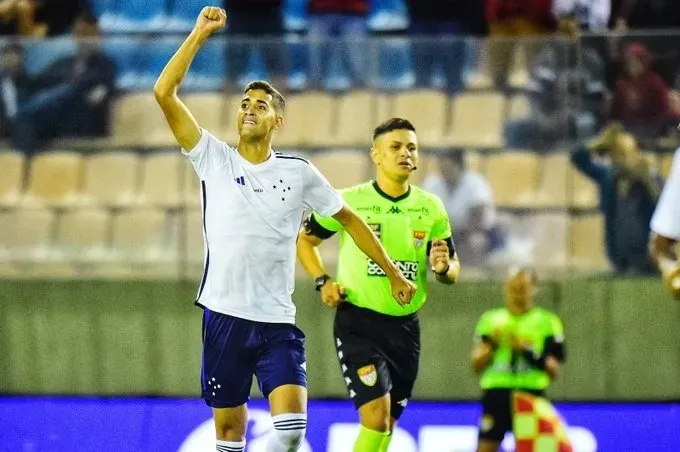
[368,259,418,281]
[387,205,402,214]
[368,223,382,240]
[357,206,381,214]
[407,206,430,215]
[413,231,426,248]
[357,364,377,387]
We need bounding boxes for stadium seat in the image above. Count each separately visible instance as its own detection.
[183,208,204,266]
[137,153,184,208]
[23,151,83,207]
[333,90,374,148]
[0,152,25,208]
[0,208,55,262]
[376,93,393,125]
[182,159,201,207]
[529,212,569,270]
[661,153,675,179]
[568,166,599,209]
[167,0,204,32]
[484,151,539,208]
[311,150,370,189]
[569,213,609,272]
[392,90,447,149]
[101,0,168,33]
[275,92,334,148]
[101,37,146,91]
[23,37,76,76]
[183,93,228,134]
[82,152,139,208]
[110,208,172,262]
[508,94,531,121]
[533,153,569,208]
[183,39,227,91]
[445,91,506,149]
[55,208,111,262]
[111,94,175,148]
[373,37,414,90]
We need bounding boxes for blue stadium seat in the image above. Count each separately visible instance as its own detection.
[23,38,76,76]
[167,0,204,32]
[369,0,408,31]
[184,38,226,91]
[138,37,182,90]
[101,37,146,91]
[89,0,115,18]
[283,0,307,32]
[373,38,414,90]
[100,0,168,33]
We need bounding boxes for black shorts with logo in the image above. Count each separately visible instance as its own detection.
[333,302,420,420]
[478,388,545,442]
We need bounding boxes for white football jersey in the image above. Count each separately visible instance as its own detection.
[183,130,343,323]
[651,148,680,240]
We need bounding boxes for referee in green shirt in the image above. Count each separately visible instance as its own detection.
[297,118,460,452]
[471,268,566,452]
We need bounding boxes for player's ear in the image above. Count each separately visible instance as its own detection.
[274,115,284,131]
[370,146,379,165]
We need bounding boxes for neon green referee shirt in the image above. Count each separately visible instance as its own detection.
[308,181,453,316]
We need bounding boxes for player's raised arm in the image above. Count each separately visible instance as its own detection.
[153,6,226,151]
[332,205,416,306]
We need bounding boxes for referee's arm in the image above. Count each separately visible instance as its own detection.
[154,7,227,151]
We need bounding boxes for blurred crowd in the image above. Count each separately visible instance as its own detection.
[1,0,680,277]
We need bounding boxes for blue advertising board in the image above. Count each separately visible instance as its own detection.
[0,397,678,451]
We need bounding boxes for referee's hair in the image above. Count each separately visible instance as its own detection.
[373,118,416,141]
[244,80,285,113]
[508,266,538,285]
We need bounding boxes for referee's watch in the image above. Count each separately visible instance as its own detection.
[314,274,331,291]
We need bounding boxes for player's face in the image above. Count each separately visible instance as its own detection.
[371,129,419,182]
[237,89,282,141]
[505,271,536,312]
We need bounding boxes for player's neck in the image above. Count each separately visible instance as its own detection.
[237,139,272,164]
[375,174,409,199]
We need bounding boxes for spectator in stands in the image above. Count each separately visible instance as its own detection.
[570,123,662,275]
[485,0,558,87]
[0,42,33,138]
[306,0,369,90]
[505,43,606,150]
[421,152,503,268]
[406,0,470,93]
[552,0,611,32]
[10,14,115,155]
[0,0,37,35]
[612,0,680,29]
[609,42,673,141]
[32,0,96,36]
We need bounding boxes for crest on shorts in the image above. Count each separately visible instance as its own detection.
[357,364,377,387]
[480,414,494,432]
[413,231,426,248]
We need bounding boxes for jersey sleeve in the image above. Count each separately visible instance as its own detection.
[474,311,495,344]
[544,313,566,362]
[430,196,453,240]
[301,162,344,217]
[181,129,230,179]
[651,148,680,240]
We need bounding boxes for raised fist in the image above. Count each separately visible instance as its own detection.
[194,6,227,37]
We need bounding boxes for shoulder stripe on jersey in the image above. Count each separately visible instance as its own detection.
[275,155,309,164]
[195,180,209,307]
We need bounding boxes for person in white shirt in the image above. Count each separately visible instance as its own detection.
[421,152,500,267]
[153,6,416,452]
[649,146,680,299]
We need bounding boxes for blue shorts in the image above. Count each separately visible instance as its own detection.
[200,308,307,408]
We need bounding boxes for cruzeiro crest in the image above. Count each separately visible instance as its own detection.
[413,231,426,248]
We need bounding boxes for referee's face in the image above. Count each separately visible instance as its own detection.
[505,271,536,313]
[237,89,281,141]
[371,129,419,182]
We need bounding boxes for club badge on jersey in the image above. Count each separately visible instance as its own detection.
[413,231,426,248]
[357,364,378,387]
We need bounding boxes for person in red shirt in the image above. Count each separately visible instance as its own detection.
[609,42,672,138]
[306,0,368,90]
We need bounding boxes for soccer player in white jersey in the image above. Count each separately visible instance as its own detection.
[649,144,680,300]
[153,6,416,452]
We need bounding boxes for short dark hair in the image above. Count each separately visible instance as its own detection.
[244,80,285,113]
[373,118,416,141]
[510,267,538,285]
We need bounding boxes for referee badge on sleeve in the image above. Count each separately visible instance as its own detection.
[357,364,378,387]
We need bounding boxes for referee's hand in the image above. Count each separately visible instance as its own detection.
[390,275,416,307]
[194,6,227,37]
[320,279,346,308]
[662,262,680,300]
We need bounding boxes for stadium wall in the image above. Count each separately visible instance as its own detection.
[1,278,678,401]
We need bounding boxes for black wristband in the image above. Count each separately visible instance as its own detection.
[521,346,547,370]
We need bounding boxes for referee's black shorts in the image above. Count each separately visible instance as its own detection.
[478,388,545,442]
[333,301,420,420]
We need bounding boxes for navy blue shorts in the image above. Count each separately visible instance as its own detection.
[201,308,307,408]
